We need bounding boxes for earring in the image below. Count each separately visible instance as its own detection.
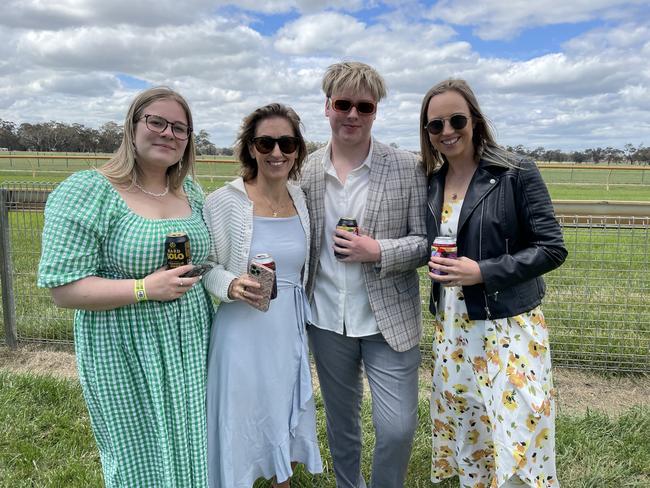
[177,160,183,175]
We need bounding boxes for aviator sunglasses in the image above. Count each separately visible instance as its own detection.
[425,114,469,135]
[252,136,300,154]
[330,98,377,115]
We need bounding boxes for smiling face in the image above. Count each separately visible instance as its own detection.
[326,87,376,149]
[133,98,189,174]
[426,90,475,165]
[249,116,297,185]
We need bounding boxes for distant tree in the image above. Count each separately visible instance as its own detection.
[306,140,326,154]
[216,147,234,156]
[623,143,637,164]
[0,119,22,150]
[570,150,587,163]
[97,122,122,153]
[195,129,218,155]
[585,147,605,164]
[633,145,650,165]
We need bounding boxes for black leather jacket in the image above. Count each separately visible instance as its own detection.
[426,157,568,320]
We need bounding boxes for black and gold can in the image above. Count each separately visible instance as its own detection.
[165,232,191,268]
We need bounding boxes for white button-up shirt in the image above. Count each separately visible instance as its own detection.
[310,140,380,337]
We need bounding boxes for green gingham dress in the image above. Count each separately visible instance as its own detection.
[37,170,213,488]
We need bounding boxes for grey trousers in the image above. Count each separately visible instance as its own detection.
[308,326,421,488]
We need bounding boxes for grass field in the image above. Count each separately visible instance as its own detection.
[0,370,648,488]
[1,153,649,200]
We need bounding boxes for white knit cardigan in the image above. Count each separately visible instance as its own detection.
[202,177,311,302]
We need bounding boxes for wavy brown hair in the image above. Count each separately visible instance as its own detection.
[235,103,307,182]
[419,79,517,176]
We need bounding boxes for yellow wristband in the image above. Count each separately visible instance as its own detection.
[134,279,148,302]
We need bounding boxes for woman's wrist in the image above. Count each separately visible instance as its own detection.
[134,278,148,302]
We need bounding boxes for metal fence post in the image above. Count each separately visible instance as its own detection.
[0,188,17,348]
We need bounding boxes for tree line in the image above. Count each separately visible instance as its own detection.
[0,118,648,164]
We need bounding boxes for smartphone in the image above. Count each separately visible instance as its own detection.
[248,262,275,312]
[181,263,214,278]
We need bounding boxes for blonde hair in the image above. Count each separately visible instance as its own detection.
[322,61,387,102]
[234,103,308,182]
[99,86,196,191]
[419,79,517,176]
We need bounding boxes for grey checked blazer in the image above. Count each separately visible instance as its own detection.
[300,139,429,352]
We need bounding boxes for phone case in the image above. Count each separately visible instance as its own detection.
[248,262,275,312]
[181,263,213,278]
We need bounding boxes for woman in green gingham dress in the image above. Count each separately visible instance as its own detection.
[37,87,213,488]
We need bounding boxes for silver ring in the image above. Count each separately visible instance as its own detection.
[179,278,184,287]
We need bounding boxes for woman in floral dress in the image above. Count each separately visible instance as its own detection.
[38,87,213,487]
[419,79,567,487]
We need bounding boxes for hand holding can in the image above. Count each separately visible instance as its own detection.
[334,217,358,259]
[430,237,457,275]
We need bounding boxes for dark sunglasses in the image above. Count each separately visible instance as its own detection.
[425,114,469,135]
[252,136,300,154]
[330,98,377,115]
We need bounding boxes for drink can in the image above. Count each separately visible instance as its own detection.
[335,217,358,259]
[252,253,277,299]
[430,236,457,275]
[166,232,191,269]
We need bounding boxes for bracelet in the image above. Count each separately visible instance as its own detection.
[134,279,148,302]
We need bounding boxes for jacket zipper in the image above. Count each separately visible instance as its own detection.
[479,201,493,319]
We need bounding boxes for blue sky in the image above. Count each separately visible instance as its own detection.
[1,0,649,151]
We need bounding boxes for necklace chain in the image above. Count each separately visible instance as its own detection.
[134,178,169,198]
[262,194,289,217]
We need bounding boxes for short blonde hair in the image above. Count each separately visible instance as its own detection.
[322,61,387,102]
[99,86,196,192]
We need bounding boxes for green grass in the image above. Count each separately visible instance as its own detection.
[0,370,647,487]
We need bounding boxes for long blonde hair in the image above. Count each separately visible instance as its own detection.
[419,79,517,176]
[99,87,196,191]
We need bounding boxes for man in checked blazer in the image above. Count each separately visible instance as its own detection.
[301,61,429,488]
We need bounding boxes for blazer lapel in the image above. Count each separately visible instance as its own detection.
[362,142,389,234]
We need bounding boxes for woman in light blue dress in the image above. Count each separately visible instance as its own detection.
[203,103,322,488]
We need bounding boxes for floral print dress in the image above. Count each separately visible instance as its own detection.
[430,200,558,488]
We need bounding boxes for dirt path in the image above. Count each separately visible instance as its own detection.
[1,344,648,415]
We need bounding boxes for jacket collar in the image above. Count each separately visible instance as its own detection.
[427,158,503,235]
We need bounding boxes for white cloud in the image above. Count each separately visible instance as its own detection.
[1,2,649,151]
[427,0,649,40]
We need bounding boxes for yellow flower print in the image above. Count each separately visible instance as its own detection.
[529,308,546,329]
[451,348,466,363]
[533,397,552,417]
[472,356,488,372]
[535,428,550,448]
[528,340,547,358]
[526,413,540,432]
[439,445,453,457]
[479,414,491,427]
[467,429,480,445]
[453,383,468,394]
[433,458,454,477]
[502,390,518,411]
[433,419,455,440]
[513,441,529,467]
[441,365,449,382]
[513,314,526,326]
[441,203,452,223]
[471,448,491,461]
[435,398,445,414]
[506,352,529,388]
[473,483,487,488]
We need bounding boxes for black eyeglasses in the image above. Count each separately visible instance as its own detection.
[252,136,300,154]
[330,98,377,115]
[140,114,192,140]
[425,114,469,135]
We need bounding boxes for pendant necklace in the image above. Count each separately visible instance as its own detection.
[263,194,288,217]
[134,177,169,198]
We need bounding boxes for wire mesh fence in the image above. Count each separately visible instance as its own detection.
[1,182,649,373]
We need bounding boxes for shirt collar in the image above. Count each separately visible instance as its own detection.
[321,138,374,174]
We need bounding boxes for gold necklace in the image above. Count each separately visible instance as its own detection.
[262,193,289,217]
